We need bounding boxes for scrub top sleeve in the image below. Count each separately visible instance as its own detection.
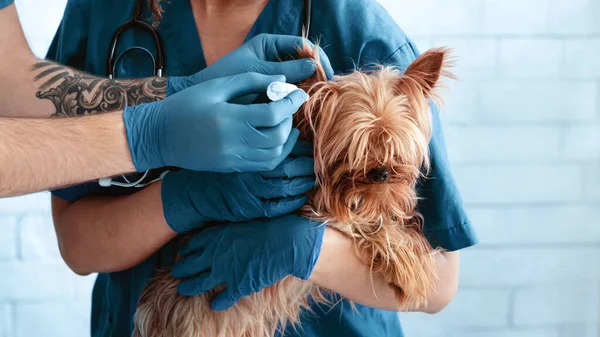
[0,0,13,10]
[385,42,478,252]
[45,0,89,68]
[52,183,106,203]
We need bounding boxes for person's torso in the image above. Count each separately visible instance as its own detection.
[53,0,412,336]
[279,297,404,337]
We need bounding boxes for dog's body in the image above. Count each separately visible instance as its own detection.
[133,45,453,337]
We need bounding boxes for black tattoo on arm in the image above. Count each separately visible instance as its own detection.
[32,62,167,117]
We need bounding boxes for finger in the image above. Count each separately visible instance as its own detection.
[290,141,314,157]
[274,156,295,168]
[284,177,316,196]
[253,34,334,80]
[262,59,318,84]
[170,253,212,279]
[255,177,315,199]
[229,93,260,105]
[315,47,334,80]
[177,272,223,297]
[269,36,334,81]
[293,37,334,81]
[260,156,315,179]
[178,228,220,257]
[263,195,309,218]
[250,129,299,172]
[242,117,293,149]
[269,51,333,82]
[245,90,308,127]
[210,288,242,311]
[242,145,286,162]
[260,34,307,61]
[217,73,286,102]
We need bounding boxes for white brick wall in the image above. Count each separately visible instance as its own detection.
[0,304,11,337]
[14,301,91,337]
[391,0,600,336]
[564,39,600,78]
[0,218,17,260]
[2,1,599,337]
[513,285,599,326]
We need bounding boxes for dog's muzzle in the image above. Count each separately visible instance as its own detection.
[367,167,390,183]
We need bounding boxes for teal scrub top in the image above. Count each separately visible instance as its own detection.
[0,0,13,9]
[47,1,478,336]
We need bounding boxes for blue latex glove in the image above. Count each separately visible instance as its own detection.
[290,140,314,157]
[162,155,315,234]
[124,73,308,172]
[171,214,325,310]
[167,34,334,95]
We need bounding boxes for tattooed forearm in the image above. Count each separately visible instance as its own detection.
[32,62,167,117]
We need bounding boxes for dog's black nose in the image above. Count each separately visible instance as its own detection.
[367,168,390,183]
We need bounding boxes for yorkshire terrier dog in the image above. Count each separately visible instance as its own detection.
[132,44,454,337]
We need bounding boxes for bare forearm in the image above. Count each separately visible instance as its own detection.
[309,228,398,309]
[2,58,167,118]
[0,4,169,197]
[51,182,177,275]
[0,113,137,197]
[0,4,167,118]
[309,228,459,313]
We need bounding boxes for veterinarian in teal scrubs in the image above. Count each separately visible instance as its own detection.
[48,0,478,336]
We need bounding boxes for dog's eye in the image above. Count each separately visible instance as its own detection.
[366,167,390,183]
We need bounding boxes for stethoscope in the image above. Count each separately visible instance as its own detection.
[100,0,313,188]
[107,0,165,80]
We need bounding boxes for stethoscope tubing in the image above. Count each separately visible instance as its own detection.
[102,0,311,188]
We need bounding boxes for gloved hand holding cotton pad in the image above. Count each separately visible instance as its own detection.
[267,81,307,101]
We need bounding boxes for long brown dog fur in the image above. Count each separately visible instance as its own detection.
[132,44,455,337]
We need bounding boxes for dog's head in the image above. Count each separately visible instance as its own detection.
[296,45,454,236]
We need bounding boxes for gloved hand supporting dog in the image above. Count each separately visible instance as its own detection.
[161,152,316,234]
[171,214,325,310]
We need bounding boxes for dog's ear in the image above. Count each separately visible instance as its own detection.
[293,39,334,141]
[398,47,453,98]
[296,40,328,89]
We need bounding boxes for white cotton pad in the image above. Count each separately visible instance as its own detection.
[267,81,301,101]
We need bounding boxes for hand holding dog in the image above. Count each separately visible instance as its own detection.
[171,214,326,310]
[161,155,316,234]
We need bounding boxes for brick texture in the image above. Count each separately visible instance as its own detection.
[458,330,560,337]
[14,301,91,337]
[513,285,599,326]
[0,304,11,337]
[469,205,600,244]
[19,214,62,260]
[483,0,550,35]
[0,218,17,260]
